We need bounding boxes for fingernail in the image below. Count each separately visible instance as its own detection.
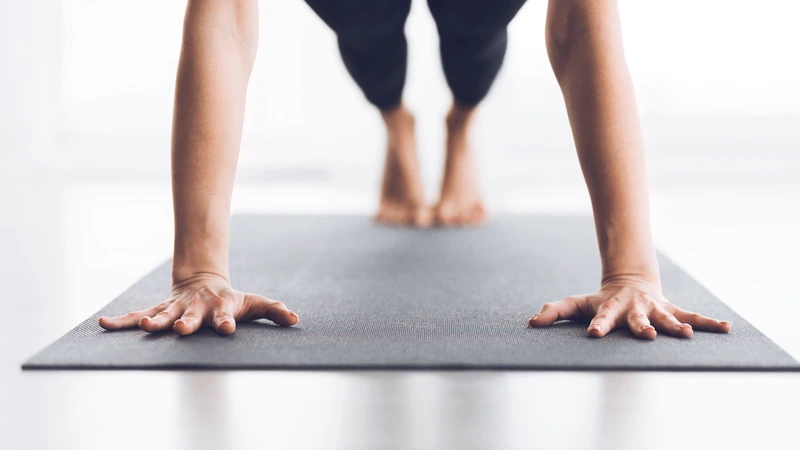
[530,314,541,321]
[289,312,298,319]
[590,324,602,331]
[680,323,692,329]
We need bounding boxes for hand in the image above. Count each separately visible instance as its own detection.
[527,276,732,339]
[98,273,299,335]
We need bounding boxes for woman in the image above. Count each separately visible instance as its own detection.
[98,0,732,340]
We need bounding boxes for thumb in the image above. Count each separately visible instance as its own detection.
[528,296,583,327]
[244,294,300,327]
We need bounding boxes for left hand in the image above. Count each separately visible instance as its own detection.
[527,277,732,339]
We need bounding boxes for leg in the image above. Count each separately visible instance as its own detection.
[427,0,528,226]
[305,0,411,110]
[305,0,430,226]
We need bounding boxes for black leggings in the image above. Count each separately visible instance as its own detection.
[305,0,528,110]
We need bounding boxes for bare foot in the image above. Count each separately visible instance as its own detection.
[434,103,487,227]
[375,104,432,227]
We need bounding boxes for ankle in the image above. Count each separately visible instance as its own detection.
[445,102,477,134]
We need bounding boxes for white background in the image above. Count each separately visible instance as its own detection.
[1,4,799,449]
[1,0,798,185]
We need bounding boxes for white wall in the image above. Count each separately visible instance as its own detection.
[2,0,798,179]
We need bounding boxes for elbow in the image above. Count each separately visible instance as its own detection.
[544,2,591,81]
[183,0,260,68]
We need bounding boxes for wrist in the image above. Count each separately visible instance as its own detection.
[596,224,660,288]
[172,223,230,285]
[172,243,229,285]
[171,270,230,289]
[601,268,661,290]
[171,260,229,285]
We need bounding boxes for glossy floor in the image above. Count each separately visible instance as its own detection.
[2,166,799,450]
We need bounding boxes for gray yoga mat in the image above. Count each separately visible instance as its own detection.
[23,215,800,371]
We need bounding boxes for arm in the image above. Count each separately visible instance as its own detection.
[170,0,257,284]
[528,0,730,338]
[99,0,297,335]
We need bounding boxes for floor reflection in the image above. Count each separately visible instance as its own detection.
[595,374,651,450]
[179,374,232,450]
[2,165,800,450]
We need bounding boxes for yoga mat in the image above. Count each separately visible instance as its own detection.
[23,215,800,371]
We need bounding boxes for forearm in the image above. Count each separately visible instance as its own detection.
[546,0,659,285]
[171,0,259,284]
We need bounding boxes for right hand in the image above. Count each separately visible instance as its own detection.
[98,273,299,335]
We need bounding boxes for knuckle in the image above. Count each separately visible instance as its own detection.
[272,301,287,310]
[668,314,681,324]
[181,312,200,321]
[189,297,204,308]
[653,310,670,320]
[600,299,619,310]
[211,296,228,309]
[214,316,233,326]
[628,312,647,321]
[648,311,665,321]
[214,311,232,319]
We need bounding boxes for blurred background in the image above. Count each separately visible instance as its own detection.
[3,0,799,181]
[1,0,799,357]
[1,2,800,448]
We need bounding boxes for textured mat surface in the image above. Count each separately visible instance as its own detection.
[23,215,800,370]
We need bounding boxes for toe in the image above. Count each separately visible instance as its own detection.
[374,205,390,224]
[435,203,459,227]
[469,204,487,224]
[410,206,433,227]
[375,204,402,226]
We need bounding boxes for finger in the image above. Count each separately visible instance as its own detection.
[650,306,693,338]
[587,297,624,338]
[244,294,299,327]
[173,304,205,336]
[668,307,732,333]
[210,297,236,335]
[98,304,164,330]
[528,297,582,327]
[139,306,183,333]
[627,308,656,340]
